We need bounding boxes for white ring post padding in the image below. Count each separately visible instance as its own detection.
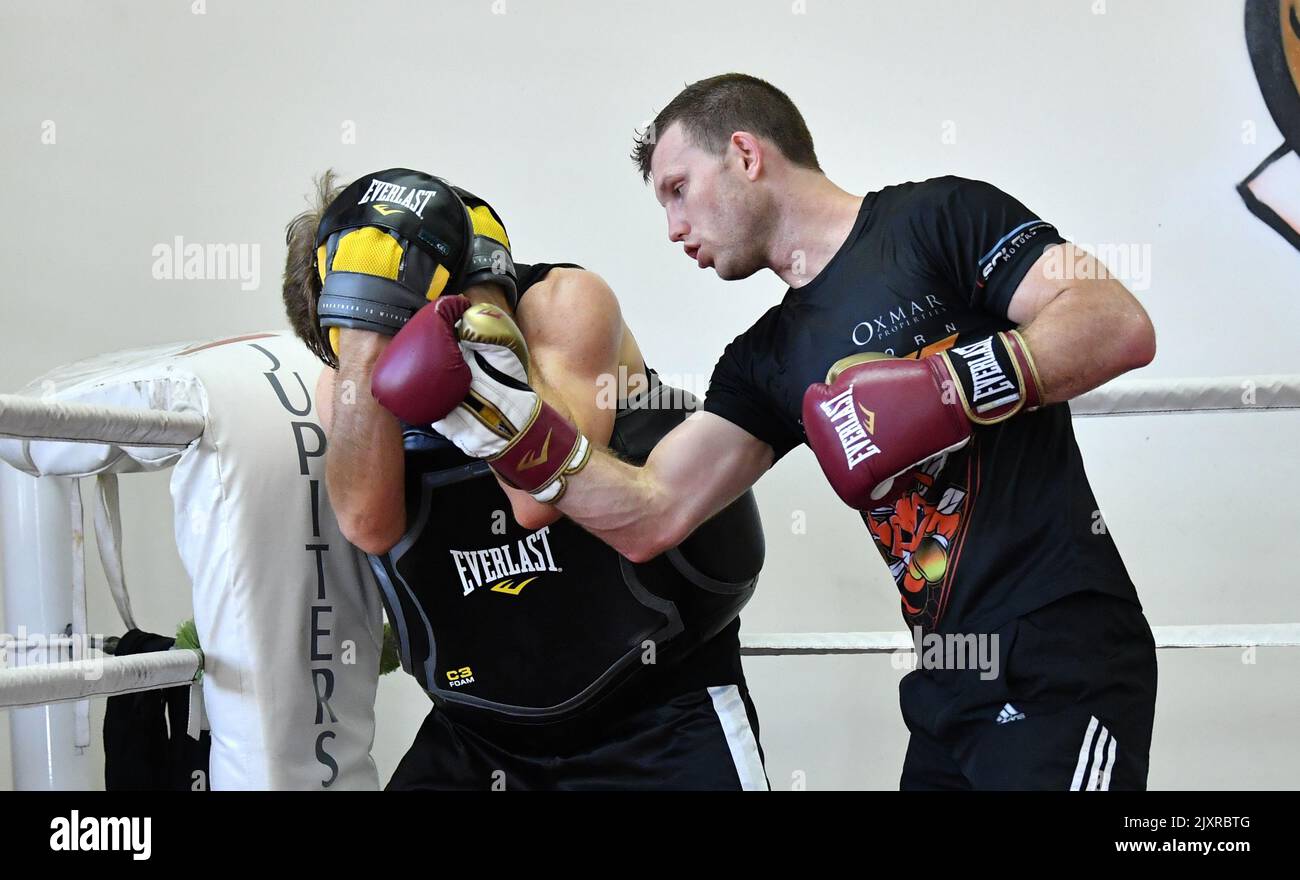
[0,649,202,710]
[1070,374,1300,416]
[739,623,1300,655]
[0,393,205,447]
[0,467,94,789]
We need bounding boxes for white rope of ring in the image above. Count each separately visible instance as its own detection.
[740,624,1300,656]
[0,649,202,710]
[0,394,204,447]
[1069,374,1300,416]
[0,372,1296,708]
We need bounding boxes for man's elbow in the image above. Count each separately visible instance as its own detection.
[512,498,563,532]
[618,513,689,564]
[1121,310,1157,371]
[337,510,404,555]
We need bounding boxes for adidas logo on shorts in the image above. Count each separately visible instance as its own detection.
[995,703,1026,724]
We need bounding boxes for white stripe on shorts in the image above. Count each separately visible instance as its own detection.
[1094,732,1118,791]
[707,685,768,791]
[1071,716,1100,790]
[1070,715,1117,791]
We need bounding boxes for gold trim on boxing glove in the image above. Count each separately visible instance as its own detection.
[516,430,553,471]
[487,396,543,465]
[533,435,592,504]
[463,388,521,440]
[936,331,1031,426]
[1005,328,1045,410]
[825,351,893,384]
[563,433,592,476]
[459,303,531,374]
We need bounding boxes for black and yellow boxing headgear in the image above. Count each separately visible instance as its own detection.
[312,168,516,365]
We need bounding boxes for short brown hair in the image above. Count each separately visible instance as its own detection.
[282,169,345,367]
[631,73,821,183]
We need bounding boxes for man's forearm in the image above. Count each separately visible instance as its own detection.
[327,333,405,545]
[1020,280,1155,404]
[550,410,773,564]
[553,447,677,562]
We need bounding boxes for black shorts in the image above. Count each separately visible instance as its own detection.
[898,590,1158,791]
[386,683,769,791]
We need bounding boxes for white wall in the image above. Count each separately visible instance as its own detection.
[1,0,1296,790]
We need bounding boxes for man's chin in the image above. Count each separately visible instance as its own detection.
[710,259,761,282]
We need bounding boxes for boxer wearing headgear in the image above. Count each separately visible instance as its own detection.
[281,169,769,790]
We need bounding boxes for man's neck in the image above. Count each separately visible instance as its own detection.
[768,175,864,289]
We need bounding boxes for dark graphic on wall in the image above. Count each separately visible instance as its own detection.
[1241,0,1300,251]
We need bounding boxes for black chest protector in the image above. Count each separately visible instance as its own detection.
[368,370,764,723]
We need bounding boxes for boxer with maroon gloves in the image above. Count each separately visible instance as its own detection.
[412,74,1160,790]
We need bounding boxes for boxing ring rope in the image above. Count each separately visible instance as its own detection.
[0,650,202,710]
[0,393,205,447]
[0,634,117,653]
[1068,374,1300,417]
[740,624,1300,655]
[0,374,1297,709]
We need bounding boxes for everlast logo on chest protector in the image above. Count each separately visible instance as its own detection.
[449,526,563,596]
[818,388,881,468]
[356,178,437,218]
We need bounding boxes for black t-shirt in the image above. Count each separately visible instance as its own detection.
[704,176,1139,634]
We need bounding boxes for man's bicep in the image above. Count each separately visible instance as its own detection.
[646,410,774,524]
[520,270,624,447]
[1006,243,1101,325]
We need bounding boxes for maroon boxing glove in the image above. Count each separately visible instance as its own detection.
[371,295,474,425]
[372,295,591,503]
[802,330,1042,508]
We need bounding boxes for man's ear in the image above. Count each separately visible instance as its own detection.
[731,131,764,179]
